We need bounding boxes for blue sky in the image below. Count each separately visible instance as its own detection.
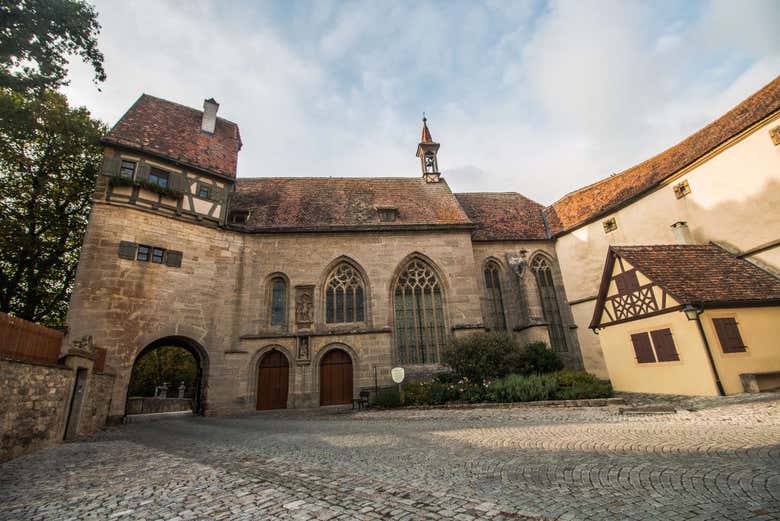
[64,0,780,204]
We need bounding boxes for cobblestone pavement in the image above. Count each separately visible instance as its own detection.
[1,393,779,520]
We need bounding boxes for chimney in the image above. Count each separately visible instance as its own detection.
[671,221,694,244]
[202,98,219,134]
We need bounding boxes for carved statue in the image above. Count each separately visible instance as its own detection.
[506,250,528,278]
[295,286,314,324]
[297,336,310,361]
[71,335,94,353]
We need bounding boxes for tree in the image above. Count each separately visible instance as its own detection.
[0,0,105,92]
[128,347,198,398]
[0,89,105,324]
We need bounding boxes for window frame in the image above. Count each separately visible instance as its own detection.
[483,261,507,331]
[268,276,288,328]
[148,167,170,188]
[151,247,165,264]
[136,244,151,262]
[324,262,367,325]
[531,255,568,352]
[119,159,136,180]
[197,184,211,200]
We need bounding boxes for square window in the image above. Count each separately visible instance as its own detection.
[673,180,691,199]
[119,160,136,179]
[148,168,169,188]
[198,185,210,199]
[603,218,618,234]
[136,245,151,262]
[151,247,165,264]
[377,207,398,222]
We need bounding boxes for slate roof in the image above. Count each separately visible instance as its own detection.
[454,192,547,241]
[102,94,242,179]
[544,76,780,236]
[229,177,473,231]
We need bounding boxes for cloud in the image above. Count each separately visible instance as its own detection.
[63,0,780,205]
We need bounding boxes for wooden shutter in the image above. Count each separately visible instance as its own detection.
[168,173,187,194]
[614,270,639,294]
[712,318,746,353]
[210,185,223,201]
[650,328,679,362]
[165,250,183,267]
[135,163,151,182]
[118,241,137,260]
[630,332,655,363]
[102,156,121,177]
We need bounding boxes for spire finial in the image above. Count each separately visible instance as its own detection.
[420,113,433,144]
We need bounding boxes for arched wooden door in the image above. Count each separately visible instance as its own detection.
[320,349,353,406]
[256,350,289,410]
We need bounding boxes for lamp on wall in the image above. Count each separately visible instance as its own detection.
[683,304,702,321]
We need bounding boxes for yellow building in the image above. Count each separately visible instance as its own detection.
[590,244,780,396]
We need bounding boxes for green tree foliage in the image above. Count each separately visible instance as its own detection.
[128,346,198,398]
[0,0,105,92]
[441,332,526,381]
[0,89,105,324]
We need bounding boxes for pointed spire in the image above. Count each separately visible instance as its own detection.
[420,114,433,143]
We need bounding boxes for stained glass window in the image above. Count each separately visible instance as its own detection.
[484,262,507,331]
[270,277,286,326]
[532,256,567,352]
[393,258,446,364]
[325,263,365,323]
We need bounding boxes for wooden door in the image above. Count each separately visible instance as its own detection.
[320,349,353,406]
[65,368,88,440]
[256,350,289,410]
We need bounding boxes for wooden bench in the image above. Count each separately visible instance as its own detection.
[352,389,371,410]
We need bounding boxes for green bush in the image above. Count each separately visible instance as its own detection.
[522,342,564,374]
[441,332,525,381]
[551,370,612,400]
[373,387,401,408]
[486,374,559,403]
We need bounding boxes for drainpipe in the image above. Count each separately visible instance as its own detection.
[687,305,725,396]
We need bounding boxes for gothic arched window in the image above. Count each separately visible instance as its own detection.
[484,261,507,331]
[531,256,567,352]
[393,258,446,364]
[269,277,287,327]
[325,263,366,323]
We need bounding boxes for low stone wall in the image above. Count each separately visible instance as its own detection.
[0,356,115,462]
[126,397,192,415]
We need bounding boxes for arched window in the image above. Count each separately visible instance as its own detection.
[325,263,366,323]
[393,258,446,364]
[269,277,287,327]
[531,256,567,352]
[484,261,507,331]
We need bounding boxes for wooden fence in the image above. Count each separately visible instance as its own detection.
[0,312,63,364]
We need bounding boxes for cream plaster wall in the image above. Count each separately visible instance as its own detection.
[556,112,780,378]
[599,310,720,396]
[701,307,780,394]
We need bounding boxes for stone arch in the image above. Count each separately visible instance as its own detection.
[528,251,574,355]
[127,335,209,416]
[312,342,359,400]
[318,255,372,327]
[389,252,450,365]
[482,257,508,331]
[247,344,295,408]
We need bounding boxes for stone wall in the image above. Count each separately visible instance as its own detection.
[0,357,115,461]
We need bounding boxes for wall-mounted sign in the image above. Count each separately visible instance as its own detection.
[391,367,405,384]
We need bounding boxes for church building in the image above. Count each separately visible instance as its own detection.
[65,77,780,419]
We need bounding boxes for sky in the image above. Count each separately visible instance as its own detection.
[63,0,780,205]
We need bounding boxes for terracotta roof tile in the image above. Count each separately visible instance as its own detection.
[544,76,780,235]
[421,117,434,143]
[455,192,547,241]
[102,94,241,179]
[229,177,472,230]
[611,244,780,306]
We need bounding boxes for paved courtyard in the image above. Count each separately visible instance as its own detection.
[1,394,779,521]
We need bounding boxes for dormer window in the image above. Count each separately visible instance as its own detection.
[148,167,169,188]
[377,207,399,222]
[228,210,249,224]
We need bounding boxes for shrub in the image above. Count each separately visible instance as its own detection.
[551,370,612,400]
[373,387,401,408]
[522,342,564,374]
[441,332,525,381]
[486,374,558,403]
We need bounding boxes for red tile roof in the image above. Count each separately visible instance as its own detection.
[420,117,434,143]
[455,192,547,241]
[544,76,780,236]
[102,94,241,179]
[230,177,473,231]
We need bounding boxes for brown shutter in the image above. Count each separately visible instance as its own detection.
[210,185,223,201]
[630,332,655,363]
[165,250,183,267]
[712,318,746,353]
[136,163,150,183]
[118,241,137,260]
[615,270,640,294]
[650,328,679,362]
[102,156,121,177]
[169,173,187,194]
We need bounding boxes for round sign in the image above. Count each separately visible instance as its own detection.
[390,367,405,384]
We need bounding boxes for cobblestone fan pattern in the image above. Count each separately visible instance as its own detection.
[1,394,778,520]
